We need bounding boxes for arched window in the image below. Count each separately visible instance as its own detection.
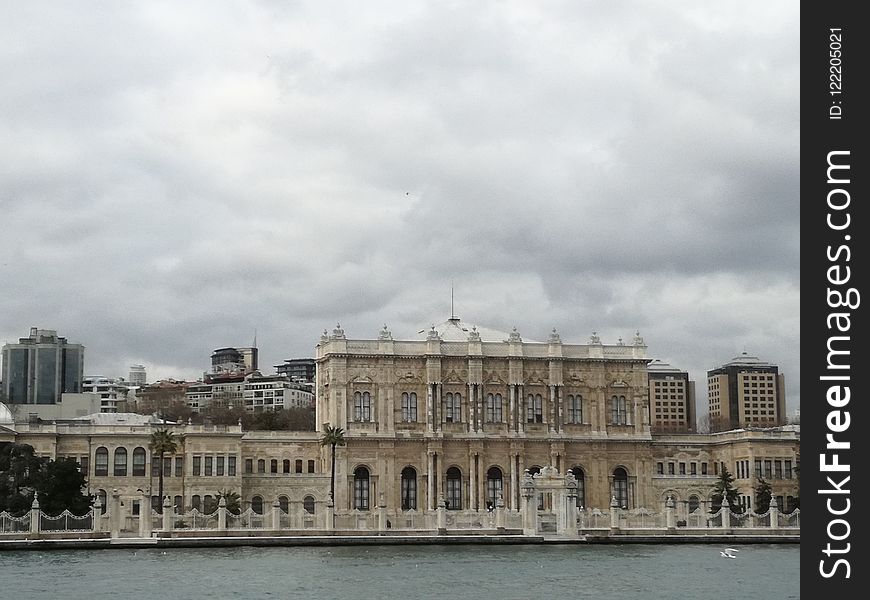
[527,394,543,423]
[611,395,628,425]
[113,447,128,476]
[570,467,586,509]
[203,495,214,513]
[96,489,107,514]
[295,459,303,473]
[304,495,316,514]
[688,495,700,513]
[174,495,183,514]
[251,496,264,514]
[94,447,109,476]
[278,495,289,513]
[567,395,583,424]
[354,467,370,510]
[446,467,462,510]
[402,392,418,422]
[270,459,278,474]
[192,495,202,512]
[486,467,503,508]
[401,466,417,510]
[132,447,146,476]
[257,459,265,473]
[445,393,461,423]
[486,394,503,422]
[283,459,291,473]
[354,391,372,422]
[613,467,629,508]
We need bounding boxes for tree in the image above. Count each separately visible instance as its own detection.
[34,458,92,516]
[711,465,739,513]
[754,477,772,514]
[149,429,180,513]
[320,424,345,503]
[0,443,45,515]
[203,489,241,515]
[1,444,91,516]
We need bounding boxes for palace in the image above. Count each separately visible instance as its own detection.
[1,319,800,528]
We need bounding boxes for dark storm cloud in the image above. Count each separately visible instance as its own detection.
[0,0,799,412]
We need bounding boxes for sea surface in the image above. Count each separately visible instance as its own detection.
[0,543,799,599]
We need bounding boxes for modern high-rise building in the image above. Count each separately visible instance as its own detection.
[707,352,786,430]
[81,375,129,413]
[647,359,696,433]
[210,347,258,375]
[129,364,147,386]
[275,358,315,383]
[1,327,84,404]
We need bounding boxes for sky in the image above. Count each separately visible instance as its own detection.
[0,1,799,415]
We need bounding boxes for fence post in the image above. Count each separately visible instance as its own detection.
[436,494,447,533]
[326,497,335,531]
[162,496,173,533]
[769,496,779,530]
[139,490,152,538]
[272,499,281,530]
[377,493,387,532]
[666,495,676,531]
[93,496,104,532]
[218,496,227,532]
[610,496,620,531]
[29,498,40,538]
[111,489,122,538]
[495,495,505,531]
[721,505,731,529]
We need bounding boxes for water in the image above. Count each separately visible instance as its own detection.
[0,543,798,599]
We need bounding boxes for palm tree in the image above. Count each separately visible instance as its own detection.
[149,429,179,514]
[319,424,345,503]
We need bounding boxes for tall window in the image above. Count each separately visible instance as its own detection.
[401,466,417,510]
[527,394,543,423]
[251,496,264,514]
[688,495,700,513]
[295,459,303,473]
[486,467,503,508]
[257,459,265,474]
[216,456,225,476]
[610,395,627,425]
[354,391,372,422]
[132,447,146,476]
[308,460,315,473]
[283,459,291,473]
[402,392,418,422]
[205,456,213,476]
[278,496,289,513]
[486,394,503,422]
[446,467,462,510]
[304,495,316,514]
[445,393,461,423]
[271,459,279,474]
[571,467,586,508]
[228,456,237,476]
[193,455,202,476]
[95,447,109,476]
[354,467,370,510]
[567,395,583,424]
[113,447,127,477]
[612,467,629,508]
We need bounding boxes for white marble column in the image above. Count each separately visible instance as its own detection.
[518,387,525,433]
[427,384,434,432]
[427,451,435,510]
[548,385,556,433]
[509,386,516,432]
[436,384,443,432]
[469,453,477,511]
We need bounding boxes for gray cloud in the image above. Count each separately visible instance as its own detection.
[0,0,799,413]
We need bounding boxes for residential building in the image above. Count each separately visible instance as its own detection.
[243,373,315,412]
[275,358,315,384]
[647,359,696,433]
[707,352,786,430]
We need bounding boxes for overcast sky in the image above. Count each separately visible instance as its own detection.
[0,1,799,415]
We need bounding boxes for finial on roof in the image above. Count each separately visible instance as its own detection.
[589,331,601,344]
[378,324,392,340]
[617,337,624,346]
[548,328,561,344]
[633,330,645,346]
[468,326,481,342]
[331,323,346,339]
[508,327,522,343]
[427,325,441,341]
